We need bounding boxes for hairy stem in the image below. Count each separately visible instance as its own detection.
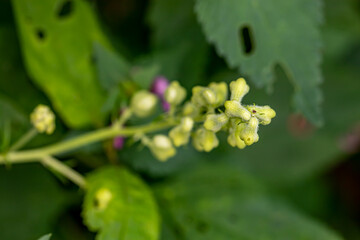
[9,128,38,151]
[0,120,175,163]
[41,156,87,188]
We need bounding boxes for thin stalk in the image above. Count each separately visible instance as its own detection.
[9,128,38,151]
[41,156,86,189]
[0,120,176,163]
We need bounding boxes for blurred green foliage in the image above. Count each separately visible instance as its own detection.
[0,0,359,239]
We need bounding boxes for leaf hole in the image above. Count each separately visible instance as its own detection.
[57,0,74,18]
[35,29,46,41]
[239,25,255,55]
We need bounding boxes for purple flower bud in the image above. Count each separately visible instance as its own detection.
[150,76,169,98]
[113,136,125,150]
[162,100,170,112]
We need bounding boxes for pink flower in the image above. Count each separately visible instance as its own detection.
[113,136,125,149]
[150,76,170,112]
[150,76,169,97]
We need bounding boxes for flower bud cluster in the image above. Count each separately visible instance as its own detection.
[30,104,56,134]
[128,77,275,162]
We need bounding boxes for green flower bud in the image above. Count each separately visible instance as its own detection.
[148,135,176,161]
[204,113,229,132]
[224,100,251,121]
[169,117,194,147]
[227,124,246,149]
[130,90,158,118]
[182,101,198,117]
[191,86,216,107]
[181,117,194,132]
[164,81,186,105]
[229,78,249,102]
[246,105,276,125]
[192,127,219,152]
[209,82,228,107]
[240,117,259,145]
[30,104,56,134]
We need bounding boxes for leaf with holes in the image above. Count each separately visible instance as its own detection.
[12,0,111,128]
[155,165,343,240]
[195,0,323,126]
[83,166,160,240]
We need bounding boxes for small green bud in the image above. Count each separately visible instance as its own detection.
[30,104,56,134]
[169,117,194,147]
[209,82,228,107]
[191,86,216,107]
[130,90,158,118]
[182,101,198,117]
[192,127,219,152]
[204,113,229,132]
[246,105,276,125]
[149,135,176,161]
[224,100,251,121]
[180,117,194,132]
[240,117,259,145]
[227,124,246,149]
[229,78,249,102]
[164,81,186,105]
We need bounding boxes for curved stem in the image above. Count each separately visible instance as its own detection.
[9,128,38,151]
[41,156,87,189]
[0,120,176,163]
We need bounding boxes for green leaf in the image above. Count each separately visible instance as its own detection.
[37,233,52,240]
[148,0,209,89]
[195,0,323,126]
[12,0,111,128]
[0,164,68,240]
[83,166,160,240]
[155,165,343,240]
[93,42,130,92]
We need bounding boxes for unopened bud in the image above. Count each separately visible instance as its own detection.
[209,82,228,107]
[246,105,276,125]
[229,78,249,102]
[30,104,56,134]
[224,100,251,121]
[164,81,186,105]
[204,113,229,132]
[149,135,176,161]
[227,124,246,149]
[240,117,259,145]
[192,127,219,152]
[130,90,158,118]
[169,117,193,147]
[191,86,216,107]
[182,101,198,117]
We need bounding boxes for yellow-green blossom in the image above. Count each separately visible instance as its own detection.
[246,105,276,125]
[227,122,246,149]
[208,82,228,107]
[164,81,186,106]
[30,104,56,134]
[169,117,194,147]
[192,127,219,152]
[148,135,176,161]
[239,117,259,145]
[204,113,229,132]
[130,90,158,118]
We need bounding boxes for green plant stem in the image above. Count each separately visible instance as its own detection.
[9,128,38,151]
[0,120,175,164]
[41,156,87,189]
